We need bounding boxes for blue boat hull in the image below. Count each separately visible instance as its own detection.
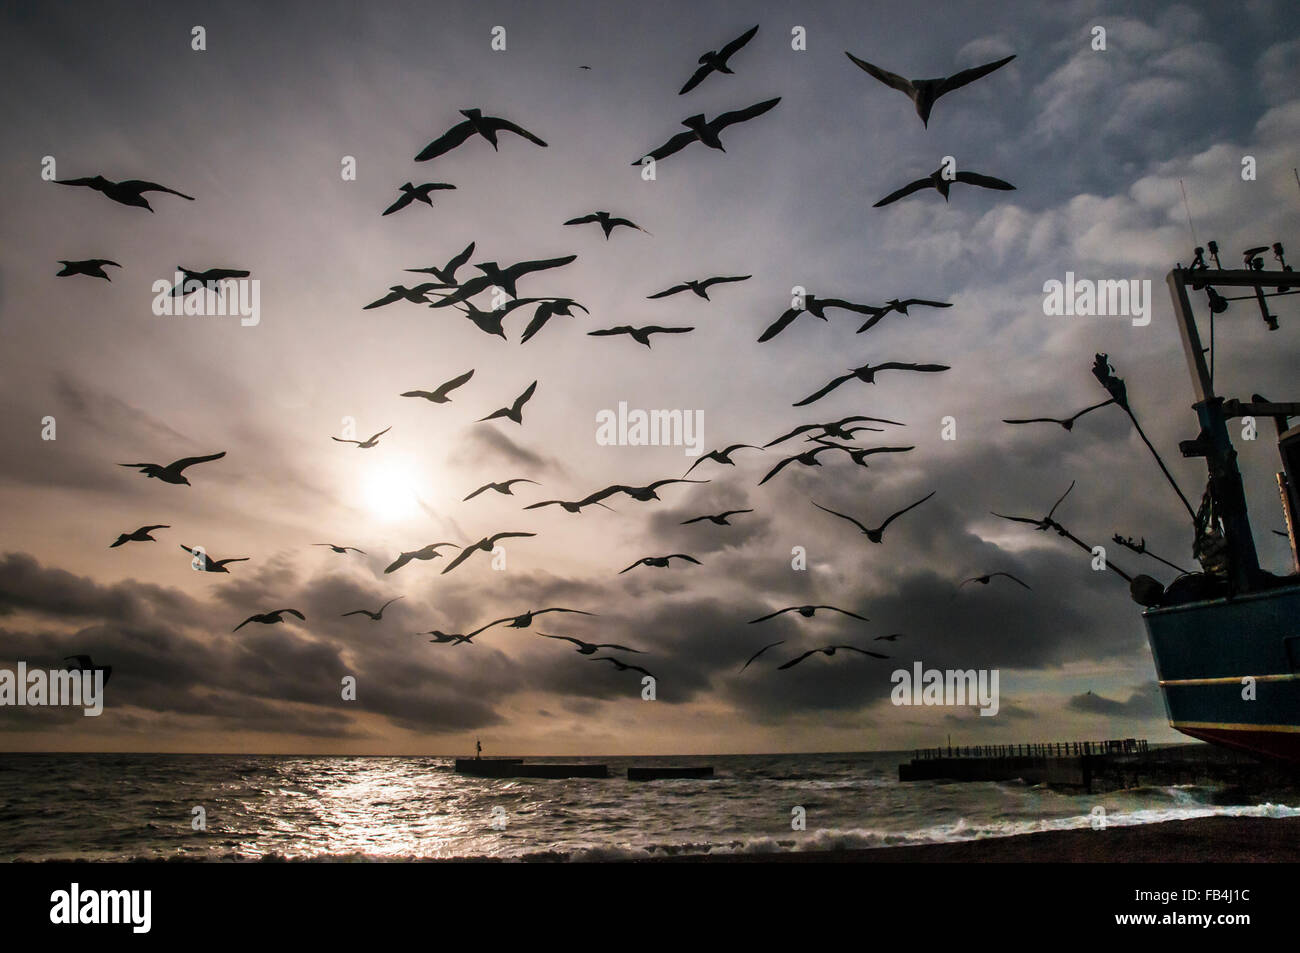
[1143,583,1300,762]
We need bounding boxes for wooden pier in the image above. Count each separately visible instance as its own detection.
[899,739,1299,793]
[454,758,608,779]
[628,766,714,781]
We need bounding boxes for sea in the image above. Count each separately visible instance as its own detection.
[2,751,1297,862]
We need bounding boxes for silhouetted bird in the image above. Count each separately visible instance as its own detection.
[739,640,784,672]
[633,97,781,164]
[1003,399,1115,431]
[757,445,843,485]
[434,256,579,304]
[681,509,753,526]
[234,609,305,632]
[464,478,539,501]
[564,211,649,239]
[874,633,905,641]
[764,416,905,447]
[778,645,889,670]
[520,298,589,344]
[313,543,365,555]
[874,167,1015,207]
[425,630,473,645]
[64,655,112,686]
[440,532,537,575]
[683,444,762,477]
[680,24,760,94]
[402,369,475,403]
[342,597,404,621]
[385,543,457,573]
[416,109,548,161]
[794,362,950,406]
[619,554,701,573]
[364,283,448,310]
[332,426,391,448]
[603,479,708,502]
[757,295,881,341]
[383,181,455,216]
[478,381,538,424]
[110,524,168,547]
[540,634,643,655]
[648,275,750,300]
[120,451,225,486]
[587,325,694,347]
[56,259,120,281]
[844,51,1016,126]
[748,605,869,624]
[405,242,477,284]
[810,442,915,469]
[812,491,936,543]
[54,175,194,211]
[590,656,656,678]
[169,267,251,296]
[992,481,1076,532]
[180,545,248,573]
[524,493,616,514]
[469,608,596,637]
[960,572,1032,590]
[855,299,953,334]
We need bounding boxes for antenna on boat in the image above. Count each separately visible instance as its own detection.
[1091,354,1198,522]
[1243,246,1279,329]
[1178,179,1198,246]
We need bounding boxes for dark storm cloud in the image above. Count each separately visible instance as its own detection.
[1066,682,1165,718]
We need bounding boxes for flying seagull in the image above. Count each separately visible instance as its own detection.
[401,369,475,403]
[992,481,1076,532]
[603,479,709,502]
[364,283,448,310]
[778,645,890,670]
[464,478,539,501]
[874,167,1015,207]
[233,609,305,632]
[618,554,701,573]
[405,242,477,284]
[632,97,781,164]
[648,275,751,300]
[332,426,391,448]
[794,362,950,406]
[179,545,248,573]
[681,509,753,526]
[587,325,694,347]
[468,608,596,638]
[810,442,915,469]
[756,295,884,342]
[427,256,579,305]
[110,524,169,548]
[874,633,905,642]
[739,640,784,672]
[757,445,842,485]
[385,543,457,573]
[425,630,473,645]
[342,597,404,621]
[382,181,456,216]
[844,51,1016,126]
[416,109,548,161]
[313,543,365,555]
[64,655,112,686]
[520,298,589,344]
[764,416,905,448]
[56,259,121,281]
[855,299,954,334]
[590,656,656,679]
[540,634,643,655]
[959,572,1032,590]
[748,605,869,624]
[683,444,762,477]
[478,381,538,424]
[119,451,225,486]
[803,425,882,443]
[524,492,616,514]
[169,267,252,296]
[564,211,650,239]
[680,24,760,95]
[1003,399,1116,431]
[812,492,936,543]
[54,175,194,211]
[440,532,537,575]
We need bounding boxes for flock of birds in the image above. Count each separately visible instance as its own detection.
[68,24,1067,699]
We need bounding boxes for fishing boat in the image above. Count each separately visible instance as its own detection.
[1139,243,1300,762]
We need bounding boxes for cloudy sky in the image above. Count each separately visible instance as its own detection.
[0,0,1296,755]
